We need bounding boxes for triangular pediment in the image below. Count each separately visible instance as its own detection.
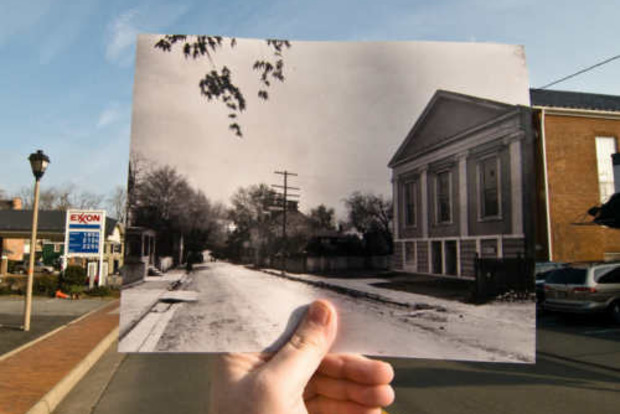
[389,90,516,167]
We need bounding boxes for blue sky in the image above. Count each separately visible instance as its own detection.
[1,0,619,202]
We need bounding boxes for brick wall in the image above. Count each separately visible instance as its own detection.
[544,114,620,262]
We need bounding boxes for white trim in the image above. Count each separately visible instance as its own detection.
[540,109,554,261]
[532,105,620,120]
[458,153,468,236]
[456,240,461,276]
[395,233,525,243]
[509,139,524,236]
[392,178,399,239]
[392,116,523,175]
[441,240,446,274]
[391,109,522,169]
[421,168,429,238]
[497,236,503,258]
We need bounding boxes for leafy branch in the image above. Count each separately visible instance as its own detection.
[154,35,291,137]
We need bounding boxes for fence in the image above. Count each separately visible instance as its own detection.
[473,255,534,302]
[268,254,391,274]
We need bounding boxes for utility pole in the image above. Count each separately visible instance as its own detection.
[273,171,299,274]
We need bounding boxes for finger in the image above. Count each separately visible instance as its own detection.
[306,373,395,407]
[306,395,385,414]
[266,300,338,391]
[318,354,394,385]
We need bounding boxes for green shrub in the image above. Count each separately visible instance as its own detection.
[60,265,87,290]
[1,276,25,295]
[86,286,113,297]
[33,274,59,297]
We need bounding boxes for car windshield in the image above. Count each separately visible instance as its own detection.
[546,267,587,284]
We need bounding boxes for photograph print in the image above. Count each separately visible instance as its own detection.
[119,34,536,362]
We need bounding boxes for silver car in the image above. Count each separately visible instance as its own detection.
[544,262,620,322]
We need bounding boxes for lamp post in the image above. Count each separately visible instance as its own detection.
[23,150,50,332]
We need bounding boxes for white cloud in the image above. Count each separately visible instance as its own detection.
[104,3,190,66]
[96,102,126,128]
[105,9,140,66]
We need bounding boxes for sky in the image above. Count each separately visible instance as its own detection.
[131,35,528,218]
[1,0,619,217]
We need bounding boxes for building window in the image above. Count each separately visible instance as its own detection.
[402,181,417,227]
[436,171,451,223]
[596,137,617,203]
[479,156,500,218]
[53,244,61,253]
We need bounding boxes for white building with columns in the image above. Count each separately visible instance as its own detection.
[389,90,535,279]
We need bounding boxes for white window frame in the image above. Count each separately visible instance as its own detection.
[476,155,502,220]
[434,170,453,224]
[595,136,617,204]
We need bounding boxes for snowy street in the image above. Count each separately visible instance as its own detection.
[119,261,535,362]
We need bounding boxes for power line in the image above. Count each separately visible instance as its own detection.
[539,54,620,89]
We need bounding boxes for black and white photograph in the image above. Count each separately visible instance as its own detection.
[119,34,536,362]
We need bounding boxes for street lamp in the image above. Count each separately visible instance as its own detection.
[23,150,50,331]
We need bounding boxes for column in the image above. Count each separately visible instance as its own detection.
[509,138,523,236]
[420,167,429,239]
[458,152,469,237]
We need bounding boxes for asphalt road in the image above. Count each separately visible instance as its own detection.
[119,262,533,361]
[56,287,620,414]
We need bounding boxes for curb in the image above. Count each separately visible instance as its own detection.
[0,299,118,363]
[118,274,187,340]
[261,269,447,312]
[25,326,120,414]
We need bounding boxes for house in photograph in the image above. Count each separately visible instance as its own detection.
[531,88,620,263]
[0,198,25,267]
[389,90,535,278]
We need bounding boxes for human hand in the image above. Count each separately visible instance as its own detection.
[209,299,395,414]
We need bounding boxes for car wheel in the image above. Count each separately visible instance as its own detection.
[610,301,620,324]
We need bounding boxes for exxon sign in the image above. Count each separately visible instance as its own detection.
[69,212,104,226]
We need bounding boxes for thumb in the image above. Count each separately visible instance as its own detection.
[265,300,338,391]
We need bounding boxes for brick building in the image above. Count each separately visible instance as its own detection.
[0,198,25,262]
[531,89,620,262]
[389,90,535,278]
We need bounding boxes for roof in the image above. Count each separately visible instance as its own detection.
[389,90,520,168]
[530,88,620,112]
[0,210,119,237]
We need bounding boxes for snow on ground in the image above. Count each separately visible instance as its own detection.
[265,269,536,362]
[138,263,536,362]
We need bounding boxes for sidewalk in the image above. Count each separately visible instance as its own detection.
[119,270,186,339]
[0,299,119,414]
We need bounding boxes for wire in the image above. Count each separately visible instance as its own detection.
[539,54,620,89]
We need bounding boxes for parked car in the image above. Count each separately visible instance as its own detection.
[13,261,55,275]
[535,262,567,304]
[544,262,620,322]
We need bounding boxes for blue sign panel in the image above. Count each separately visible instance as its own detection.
[68,231,100,254]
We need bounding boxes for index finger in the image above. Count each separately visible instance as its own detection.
[317,354,394,385]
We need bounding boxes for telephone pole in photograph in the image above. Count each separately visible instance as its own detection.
[272,170,299,273]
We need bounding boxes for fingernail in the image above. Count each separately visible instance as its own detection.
[308,301,331,326]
